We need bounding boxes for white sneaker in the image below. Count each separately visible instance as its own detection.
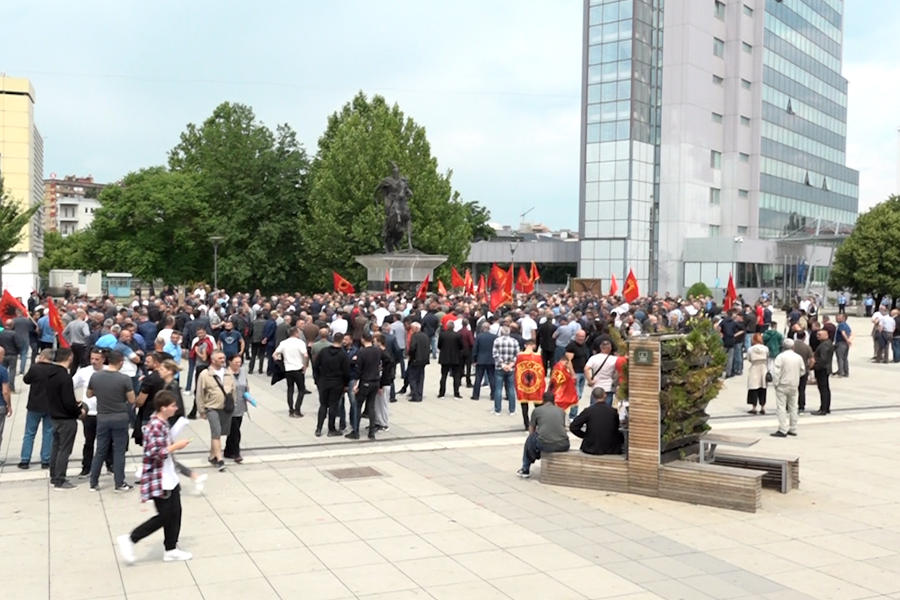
[117,534,136,565]
[193,473,208,495]
[508,411,516,417]
[490,410,500,416]
[163,547,193,562]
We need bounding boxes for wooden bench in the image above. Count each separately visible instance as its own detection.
[540,451,629,494]
[699,433,760,463]
[713,451,800,494]
[659,461,764,513]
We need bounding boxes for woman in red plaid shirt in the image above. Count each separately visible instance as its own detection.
[116,391,193,564]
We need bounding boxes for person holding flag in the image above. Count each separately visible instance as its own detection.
[514,339,545,430]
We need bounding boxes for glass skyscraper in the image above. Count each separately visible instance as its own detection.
[578,0,859,295]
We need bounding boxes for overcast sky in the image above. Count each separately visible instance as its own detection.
[0,0,896,230]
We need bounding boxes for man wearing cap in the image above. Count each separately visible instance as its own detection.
[770,338,805,437]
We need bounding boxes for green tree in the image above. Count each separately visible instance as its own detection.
[463,200,495,242]
[300,92,472,291]
[686,282,713,298]
[829,195,900,304]
[0,179,41,291]
[78,168,211,283]
[168,102,309,292]
[39,230,90,277]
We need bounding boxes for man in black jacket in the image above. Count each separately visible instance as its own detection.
[438,323,463,398]
[407,323,430,403]
[312,333,350,437]
[17,349,56,470]
[0,320,21,392]
[471,323,497,401]
[570,388,623,456]
[536,313,557,373]
[40,349,81,489]
[351,332,382,440]
[811,329,835,415]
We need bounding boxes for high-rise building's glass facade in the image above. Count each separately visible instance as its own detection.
[580,0,664,291]
[758,0,858,237]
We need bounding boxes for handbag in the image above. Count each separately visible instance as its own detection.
[765,371,773,384]
[211,373,235,413]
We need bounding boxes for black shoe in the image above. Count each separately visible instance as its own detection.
[770,431,788,438]
[437,394,445,398]
[295,412,304,418]
[17,462,29,470]
[115,483,133,493]
[208,457,217,465]
[408,398,422,402]
[217,461,226,472]
[389,398,397,403]
[787,431,798,436]
[187,413,197,420]
[315,429,323,437]
[367,433,376,440]
[811,410,828,416]
[454,394,463,399]
[398,387,408,394]
[327,431,341,437]
[470,397,479,401]
[54,481,77,491]
[41,463,50,470]
[345,432,360,440]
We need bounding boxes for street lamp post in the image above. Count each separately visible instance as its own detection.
[209,236,224,292]
[509,241,519,289]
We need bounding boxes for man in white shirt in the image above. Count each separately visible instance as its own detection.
[330,313,349,336]
[519,310,538,343]
[73,348,111,477]
[274,327,309,418]
[584,340,619,407]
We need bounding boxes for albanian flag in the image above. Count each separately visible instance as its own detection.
[0,290,27,324]
[415,274,430,300]
[464,269,474,296]
[623,268,640,303]
[47,297,69,348]
[333,271,355,294]
[515,352,546,402]
[451,267,465,289]
[550,360,578,411]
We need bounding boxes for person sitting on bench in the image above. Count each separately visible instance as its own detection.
[518,390,570,478]
[570,387,623,455]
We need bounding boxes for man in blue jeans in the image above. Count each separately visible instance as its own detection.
[492,326,519,416]
[18,349,55,469]
[519,390,570,478]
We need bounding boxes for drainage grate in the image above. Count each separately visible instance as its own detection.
[326,466,383,480]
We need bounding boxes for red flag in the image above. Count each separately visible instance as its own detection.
[415,274,430,300]
[46,297,69,348]
[451,267,465,289]
[550,361,578,410]
[516,267,534,294]
[333,271,356,294]
[515,352,546,402]
[490,264,509,289]
[490,267,514,312]
[384,270,391,293]
[623,268,640,303]
[464,269,474,296]
[437,279,447,296]
[477,274,486,300]
[0,289,28,323]
[530,261,540,283]
[608,274,619,297]
[724,272,738,311]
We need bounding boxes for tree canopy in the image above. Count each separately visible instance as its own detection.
[686,282,713,298]
[0,178,41,290]
[829,195,900,302]
[300,92,473,291]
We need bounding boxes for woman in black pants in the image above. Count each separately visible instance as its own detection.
[116,391,193,564]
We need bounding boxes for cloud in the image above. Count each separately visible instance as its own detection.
[844,61,900,211]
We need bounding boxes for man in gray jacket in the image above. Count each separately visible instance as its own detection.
[770,338,805,438]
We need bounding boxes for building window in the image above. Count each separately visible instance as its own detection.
[739,152,750,162]
[741,79,751,90]
[743,5,753,16]
[713,38,725,58]
[737,226,748,235]
[740,116,751,126]
[712,112,724,124]
[715,0,726,20]
[742,42,752,54]
[711,151,722,169]
[710,188,721,204]
[713,74,724,85]
[709,225,721,238]
[738,189,749,198]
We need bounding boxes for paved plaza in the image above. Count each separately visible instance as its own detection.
[1,316,899,599]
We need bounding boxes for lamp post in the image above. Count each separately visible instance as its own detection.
[509,241,519,292]
[209,236,224,292]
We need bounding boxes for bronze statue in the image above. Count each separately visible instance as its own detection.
[375,162,413,253]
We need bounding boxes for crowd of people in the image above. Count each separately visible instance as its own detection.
[0,284,863,562]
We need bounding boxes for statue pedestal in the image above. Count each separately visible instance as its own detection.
[356,253,447,292]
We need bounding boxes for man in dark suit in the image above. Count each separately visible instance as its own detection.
[471,322,497,401]
[536,312,557,373]
[406,323,430,402]
[437,322,463,398]
[569,388,623,455]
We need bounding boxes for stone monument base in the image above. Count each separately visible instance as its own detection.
[356,252,448,292]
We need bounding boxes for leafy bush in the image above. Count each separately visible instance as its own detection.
[686,282,713,298]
